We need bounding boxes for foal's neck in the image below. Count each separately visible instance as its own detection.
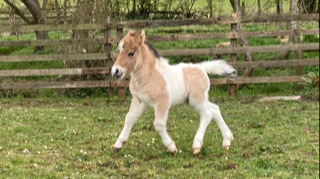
[132,44,157,78]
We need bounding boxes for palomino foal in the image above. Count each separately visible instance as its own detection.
[112,30,236,154]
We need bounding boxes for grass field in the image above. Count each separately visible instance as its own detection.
[0,1,319,178]
[0,95,318,178]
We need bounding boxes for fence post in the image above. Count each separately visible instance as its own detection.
[293,30,304,89]
[116,17,125,98]
[290,0,304,90]
[229,16,238,96]
[104,16,114,97]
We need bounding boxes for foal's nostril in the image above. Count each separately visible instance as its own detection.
[112,67,123,79]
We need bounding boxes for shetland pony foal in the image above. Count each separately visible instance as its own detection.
[112,30,236,154]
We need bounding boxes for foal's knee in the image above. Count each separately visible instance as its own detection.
[209,102,219,110]
[154,120,166,132]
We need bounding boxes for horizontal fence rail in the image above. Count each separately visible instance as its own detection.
[0,59,317,77]
[0,76,306,90]
[125,14,319,28]
[0,81,112,89]
[0,67,110,77]
[0,53,107,62]
[1,29,318,47]
[158,43,319,56]
[0,38,106,47]
[210,76,304,85]
[229,59,319,68]
[147,29,319,41]
[0,14,318,33]
[0,23,105,33]
[0,43,318,62]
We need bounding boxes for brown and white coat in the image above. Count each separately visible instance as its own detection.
[112,30,236,154]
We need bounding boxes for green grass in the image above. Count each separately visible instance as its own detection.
[0,96,318,178]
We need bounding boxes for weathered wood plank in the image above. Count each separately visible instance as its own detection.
[210,76,304,85]
[0,59,316,77]
[259,96,301,102]
[0,38,108,47]
[0,76,304,89]
[0,14,318,33]
[126,14,318,28]
[0,80,130,89]
[230,58,319,68]
[239,13,319,23]
[0,43,317,62]
[159,43,319,56]
[147,29,319,42]
[1,28,316,47]
[0,81,111,89]
[0,53,107,62]
[0,67,110,77]
[0,23,105,33]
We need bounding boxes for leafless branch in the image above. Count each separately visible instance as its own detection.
[21,0,42,22]
[42,0,48,10]
[3,0,33,24]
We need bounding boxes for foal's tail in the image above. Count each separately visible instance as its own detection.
[200,60,237,77]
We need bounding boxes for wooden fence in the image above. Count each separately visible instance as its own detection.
[0,13,319,97]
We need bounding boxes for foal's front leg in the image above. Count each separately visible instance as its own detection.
[113,97,146,152]
[153,102,178,154]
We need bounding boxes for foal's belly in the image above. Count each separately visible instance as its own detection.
[159,66,187,106]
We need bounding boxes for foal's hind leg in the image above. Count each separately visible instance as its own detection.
[191,100,233,154]
[153,102,178,154]
[208,102,233,150]
[113,97,146,152]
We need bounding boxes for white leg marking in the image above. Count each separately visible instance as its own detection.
[114,97,146,150]
[192,102,212,151]
[153,105,177,153]
[192,100,233,153]
[209,102,234,148]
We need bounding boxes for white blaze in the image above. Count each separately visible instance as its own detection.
[118,41,124,53]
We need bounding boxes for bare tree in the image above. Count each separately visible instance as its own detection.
[298,0,318,13]
[257,0,261,15]
[4,0,49,52]
[279,0,299,59]
[276,0,284,14]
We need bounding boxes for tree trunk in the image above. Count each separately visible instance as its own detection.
[257,0,261,15]
[133,0,136,14]
[276,0,284,14]
[33,30,49,52]
[54,0,62,23]
[5,0,49,52]
[208,0,213,17]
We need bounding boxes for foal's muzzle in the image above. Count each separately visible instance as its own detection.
[111,67,123,80]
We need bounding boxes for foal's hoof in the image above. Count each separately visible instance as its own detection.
[193,148,201,155]
[170,148,178,154]
[223,145,230,150]
[113,147,122,153]
[222,136,233,150]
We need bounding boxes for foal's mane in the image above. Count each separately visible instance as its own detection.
[144,41,160,59]
[128,31,160,59]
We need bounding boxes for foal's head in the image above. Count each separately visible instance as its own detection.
[111,30,147,80]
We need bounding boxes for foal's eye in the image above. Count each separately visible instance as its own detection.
[128,51,135,57]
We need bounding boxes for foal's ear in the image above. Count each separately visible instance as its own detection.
[137,30,145,45]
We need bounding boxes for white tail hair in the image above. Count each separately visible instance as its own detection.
[200,60,237,77]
